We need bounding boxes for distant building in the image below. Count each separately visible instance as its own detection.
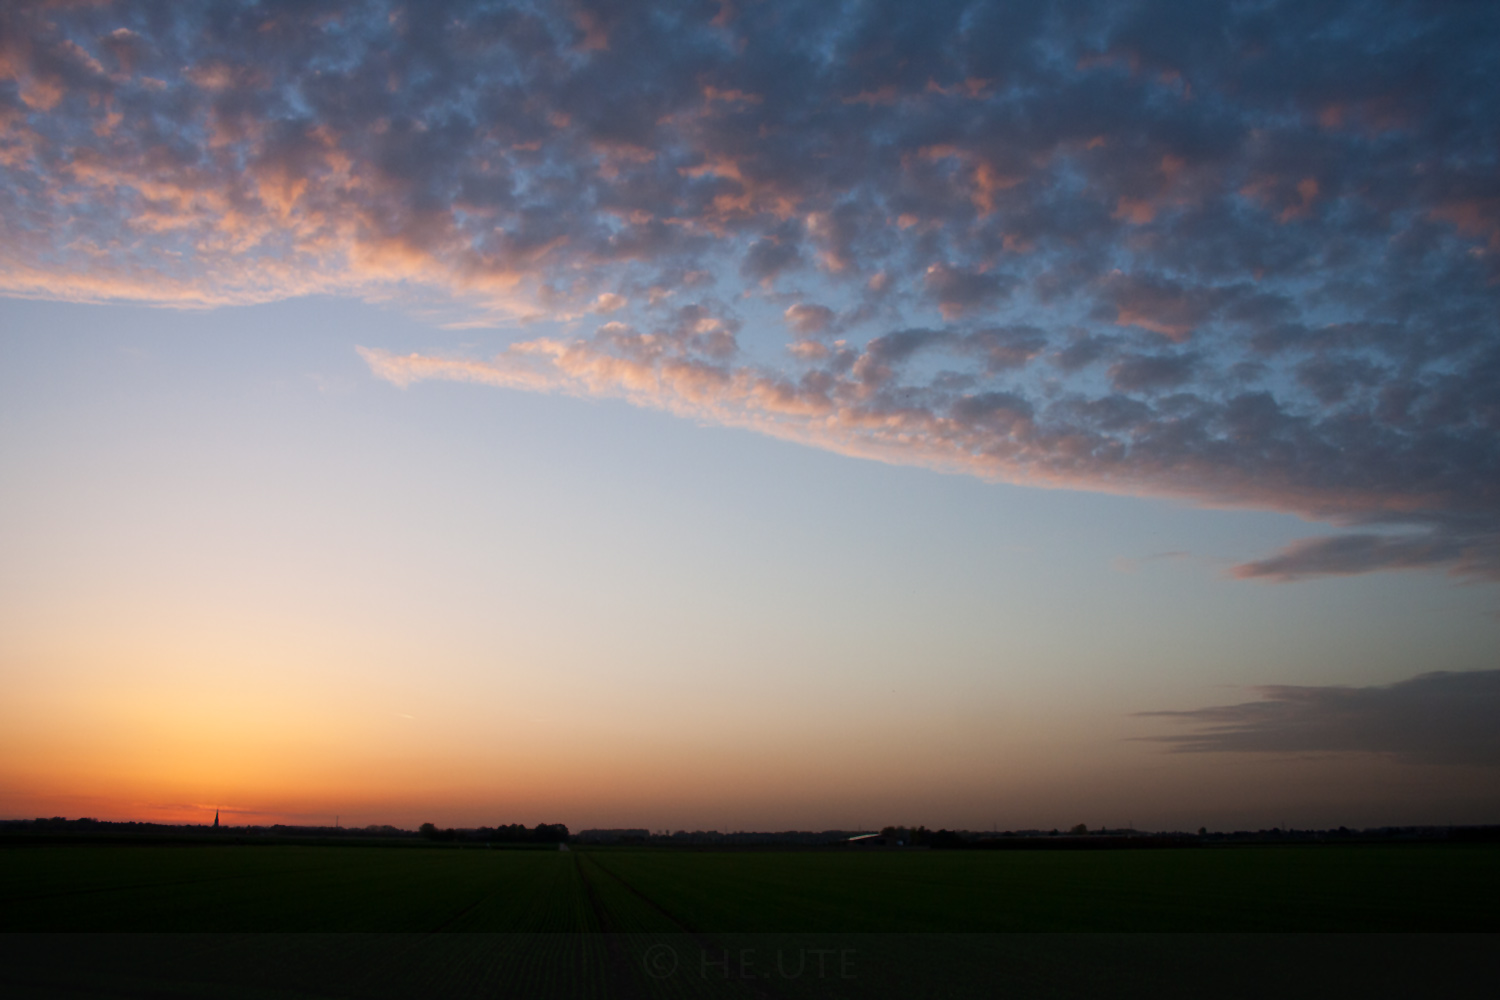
[844,832,905,848]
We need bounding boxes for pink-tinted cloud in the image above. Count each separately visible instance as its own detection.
[784,303,834,336]
[5,0,1498,582]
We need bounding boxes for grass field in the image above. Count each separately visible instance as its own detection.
[2,844,1497,997]
[5,843,1498,933]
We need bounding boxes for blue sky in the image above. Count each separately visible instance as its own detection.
[1,0,1496,830]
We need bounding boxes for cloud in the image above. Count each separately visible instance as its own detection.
[923,263,1013,320]
[784,303,834,336]
[4,0,1498,582]
[1137,671,1500,766]
[1107,352,1198,392]
[1230,527,1500,584]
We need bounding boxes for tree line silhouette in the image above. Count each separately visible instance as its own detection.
[418,822,568,844]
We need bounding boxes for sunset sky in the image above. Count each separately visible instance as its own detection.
[2,0,1497,833]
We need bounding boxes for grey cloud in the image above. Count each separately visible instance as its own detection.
[1295,357,1387,406]
[1100,274,1237,342]
[1138,671,1500,766]
[966,327,1048,372]
[851,328,952,387]
[1232,528,1500,584]
[741,238,803,284]
[863,328,954,365]
[1051,335,1116,372]
[1108,352,1198,392]
[950,391,1034,432]
[1049,394,1153,433]
[924,263,1012,319]
[97,28,149,76]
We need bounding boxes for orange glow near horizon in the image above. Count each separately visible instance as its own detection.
[3,0,1499,836]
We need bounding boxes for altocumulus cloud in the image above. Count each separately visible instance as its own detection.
[1137,671,1500,767]
[3,1,1498,580]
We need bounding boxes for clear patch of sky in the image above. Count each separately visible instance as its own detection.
[2,294,1495,828]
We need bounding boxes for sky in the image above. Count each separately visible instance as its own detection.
[1,0,1497,833]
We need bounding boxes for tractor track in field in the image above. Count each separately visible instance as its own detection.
[579,852,785,1000]
[429,881,507,933]
[574,851,651,1000]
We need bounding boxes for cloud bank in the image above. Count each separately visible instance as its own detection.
[4,1,1498,580]
[1138,671,1500,766]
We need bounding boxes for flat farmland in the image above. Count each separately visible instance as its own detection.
[2,844,1497,998]
[4,843,1498,933]
[584,845,1500,933]
[1,844,592,932]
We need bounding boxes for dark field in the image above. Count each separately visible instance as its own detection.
[3,844,1497,997]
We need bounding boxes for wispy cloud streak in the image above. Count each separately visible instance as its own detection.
[5,1,1498,579]
[1138,671,1500,766]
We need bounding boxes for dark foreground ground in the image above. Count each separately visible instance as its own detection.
[3,843,1497,998]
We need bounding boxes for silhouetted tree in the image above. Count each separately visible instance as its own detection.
[926,829,966,849]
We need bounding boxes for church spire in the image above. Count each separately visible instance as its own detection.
[213,810,219,829]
